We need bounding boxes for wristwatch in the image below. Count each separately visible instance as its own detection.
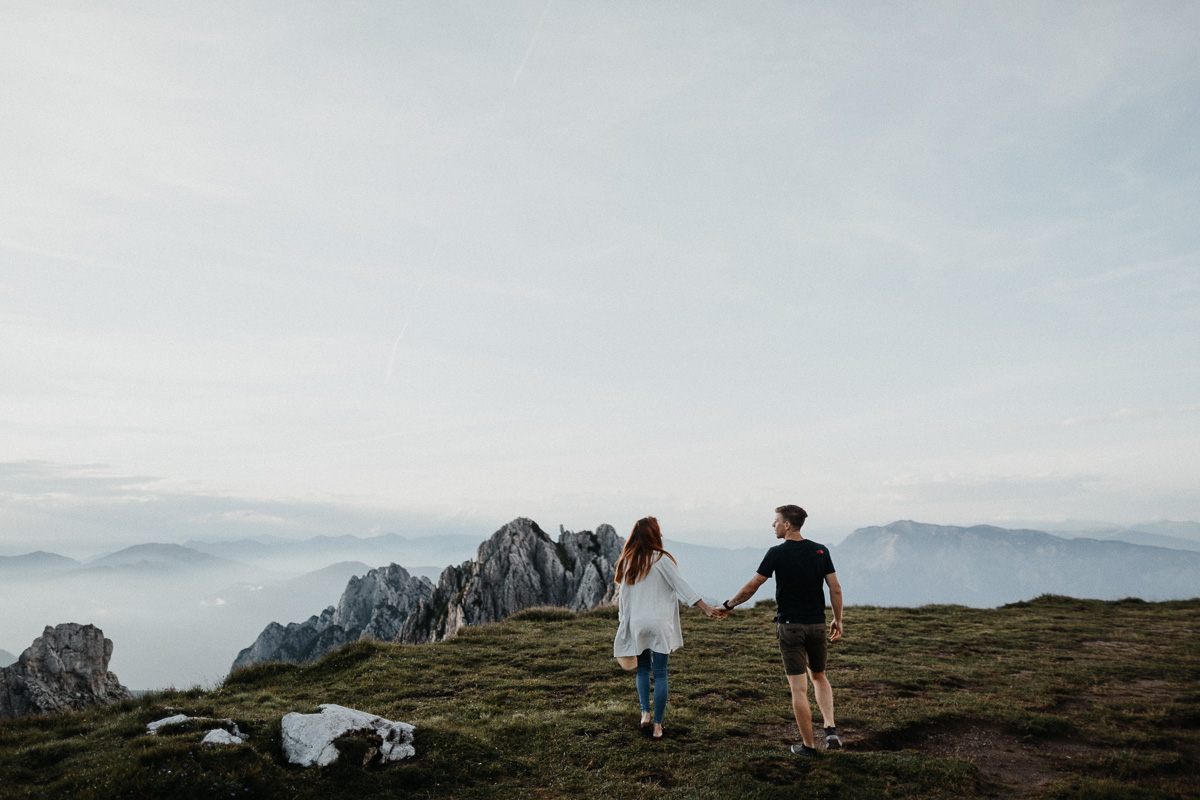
[722,600,733,611]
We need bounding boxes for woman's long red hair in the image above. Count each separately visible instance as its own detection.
[614,516,677,585]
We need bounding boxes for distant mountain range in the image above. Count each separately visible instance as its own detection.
[0,649,15,668]
[82,543,240,573]
[3,519,1198,688]
[0,531,487,581]
[1049,522,1200,552]
[0,544,246,578]
[833,520,1200,607]
[182,532,482,575]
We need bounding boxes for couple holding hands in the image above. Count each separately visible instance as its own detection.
[612,506,844,756]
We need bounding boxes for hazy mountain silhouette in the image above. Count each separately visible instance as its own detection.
[1052,527,1200,552]
[0,649,15,668]
[81,543,242,573]
[660,538,775,604]
[0,551,79,575]
[1127,520,1200,541]
[183,532,481,575]
[834,520,1200,606]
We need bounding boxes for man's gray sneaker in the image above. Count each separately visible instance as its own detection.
[790,744,819,757]
[824,726,842,750]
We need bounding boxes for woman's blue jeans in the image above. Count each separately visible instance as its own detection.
[636,649,669,724]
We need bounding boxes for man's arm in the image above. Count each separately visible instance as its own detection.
[826,572,843,642]
[724,573,768,611]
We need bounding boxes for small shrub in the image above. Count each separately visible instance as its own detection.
[510,606,577,622]
[305,638,387,676]
[578,604,618,620]
[224,660,298,688]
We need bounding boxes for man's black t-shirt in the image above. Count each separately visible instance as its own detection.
[756,538,835,624]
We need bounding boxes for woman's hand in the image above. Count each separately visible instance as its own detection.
[696,600,727,620]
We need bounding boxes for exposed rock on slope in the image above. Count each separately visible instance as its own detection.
[282,704,415,767]
[0,623,133,719]
[232,518,622,670]
[232,564,433,670]
[399,518,622,644]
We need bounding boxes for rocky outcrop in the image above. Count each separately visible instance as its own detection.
[0,623,133,720]
[399,518,622,643]
[231,564,434,671]
[282,704,415,767]
[231,518,623,671]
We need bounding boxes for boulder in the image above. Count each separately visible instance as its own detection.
[281,704,415,767]
[201,728,246,745]
[0,623,133,720]
[146,713,192,734]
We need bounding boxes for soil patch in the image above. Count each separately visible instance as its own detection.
[863,718,1102,799]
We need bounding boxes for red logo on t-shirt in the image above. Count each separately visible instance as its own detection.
[817,549,824,554]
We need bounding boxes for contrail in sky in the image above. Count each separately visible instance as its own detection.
[385,272,432,385]
[384,1,552,387]
[511,0,553,88]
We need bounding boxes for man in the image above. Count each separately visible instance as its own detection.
[721,505,843,756]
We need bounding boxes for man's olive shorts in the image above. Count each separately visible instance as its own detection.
[776,622,828,675]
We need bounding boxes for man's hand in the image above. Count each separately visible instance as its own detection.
[829,619,843,643]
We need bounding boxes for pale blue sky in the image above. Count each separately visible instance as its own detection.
[2,1,1198,552]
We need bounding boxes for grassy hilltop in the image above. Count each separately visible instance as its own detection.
[1,596,1197,799]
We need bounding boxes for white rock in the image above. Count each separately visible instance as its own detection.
[281,703,415,767]
[147,714,191,734]
[202,729,245,745]
[147,714,245,741]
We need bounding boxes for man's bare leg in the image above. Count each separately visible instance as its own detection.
[810,670,835,728]
[786,673,815,748]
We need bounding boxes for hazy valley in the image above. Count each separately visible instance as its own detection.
[2,519,1197,690]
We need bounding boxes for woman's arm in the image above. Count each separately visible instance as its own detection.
[656,556,702,607]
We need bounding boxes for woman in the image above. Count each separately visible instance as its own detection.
[612,516,722,739]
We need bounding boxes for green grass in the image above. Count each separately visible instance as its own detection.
[1,596,1197,799]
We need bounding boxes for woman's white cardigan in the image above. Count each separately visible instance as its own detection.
[612,555,702,657]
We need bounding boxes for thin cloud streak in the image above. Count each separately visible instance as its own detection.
[1061,405,1200,428]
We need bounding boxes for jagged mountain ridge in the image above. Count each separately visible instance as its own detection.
[233,518,623,670]
[231,564,434,670]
